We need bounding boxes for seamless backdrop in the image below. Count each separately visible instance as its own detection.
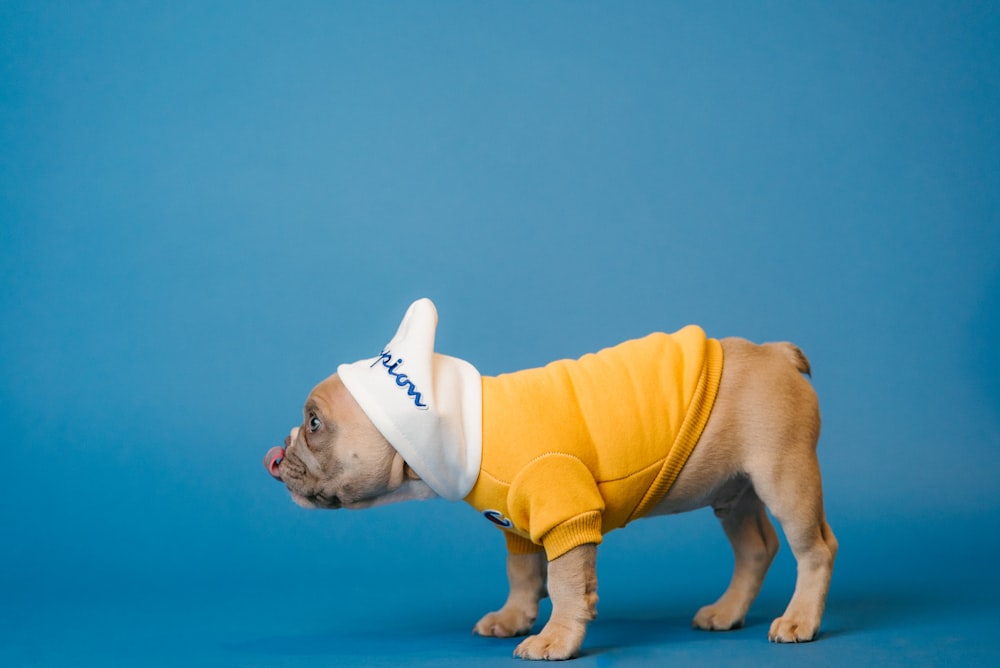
[2,2,998,666]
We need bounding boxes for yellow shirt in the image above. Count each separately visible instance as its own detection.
[464,326,723,560]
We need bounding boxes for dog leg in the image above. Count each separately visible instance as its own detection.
[755,458,838,642]
[473,551,547,638]
[767,513,837,642]
[693,484,779,631]
[513,544,597,661]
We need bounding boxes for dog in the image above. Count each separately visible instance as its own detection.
[263,299,837,660]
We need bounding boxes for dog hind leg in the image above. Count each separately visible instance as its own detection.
[693,482,779,631]
[754,453,838,643]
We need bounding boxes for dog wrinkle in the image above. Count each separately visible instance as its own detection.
[288,436,322,476]
[280,453,306,480]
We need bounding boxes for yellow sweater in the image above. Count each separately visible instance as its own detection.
[464,326,724,560]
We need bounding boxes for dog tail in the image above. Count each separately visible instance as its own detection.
[773,342,812,378]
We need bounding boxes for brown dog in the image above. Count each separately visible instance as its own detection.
[263,300,837,660]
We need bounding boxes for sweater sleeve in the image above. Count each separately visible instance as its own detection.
[508,453,605,560]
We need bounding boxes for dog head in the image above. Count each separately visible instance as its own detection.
[263,373,434,510]
[264,298,482,508]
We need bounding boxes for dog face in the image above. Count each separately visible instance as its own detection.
[264,374,418,510]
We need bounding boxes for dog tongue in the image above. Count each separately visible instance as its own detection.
[264,446,285,478]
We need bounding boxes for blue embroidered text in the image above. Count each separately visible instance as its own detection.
[370,350,429,410]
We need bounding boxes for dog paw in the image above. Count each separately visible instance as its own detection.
[513,623,584,661]
[473,605,536,638]
[692,602,745,631]
[768,614,819,643]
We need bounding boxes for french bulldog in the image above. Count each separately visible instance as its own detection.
[263,299,837,660]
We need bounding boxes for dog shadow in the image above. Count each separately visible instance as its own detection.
[577,587,966,657]
[227,590,956,662]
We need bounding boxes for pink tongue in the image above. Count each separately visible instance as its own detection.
[264,446,285,478]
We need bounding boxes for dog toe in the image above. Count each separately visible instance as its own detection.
[693,602,745,631]
[473,608,534,638]
[768,615,818,643]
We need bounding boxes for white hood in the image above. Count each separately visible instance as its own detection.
[337,298,482,501]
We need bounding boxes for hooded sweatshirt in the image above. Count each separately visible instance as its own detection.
[339,299,724,561]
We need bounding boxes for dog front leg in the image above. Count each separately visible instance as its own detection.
[474,551,547,638]
[514,544,598,661]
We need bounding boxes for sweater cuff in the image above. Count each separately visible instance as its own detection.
[540,511,603,560]
[505,531,544,555]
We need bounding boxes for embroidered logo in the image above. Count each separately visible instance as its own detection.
[482,509,513,529]
[370,349,428,410]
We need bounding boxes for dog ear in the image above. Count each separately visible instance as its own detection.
[388,453,423,490]
[388,452,407,490]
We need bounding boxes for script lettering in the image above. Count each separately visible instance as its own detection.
[369,349,429,409]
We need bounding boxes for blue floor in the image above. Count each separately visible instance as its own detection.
[4,511,997,667]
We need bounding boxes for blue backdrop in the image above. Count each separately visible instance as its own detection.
[2,2,997,666]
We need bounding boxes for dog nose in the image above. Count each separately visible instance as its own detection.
[264,446,285,479]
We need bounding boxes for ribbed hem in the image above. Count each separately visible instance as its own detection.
[540,511,603,560]
[505,531,544,555]
[628,337,725,522]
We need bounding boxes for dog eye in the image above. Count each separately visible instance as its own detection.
[309,415,322,432]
